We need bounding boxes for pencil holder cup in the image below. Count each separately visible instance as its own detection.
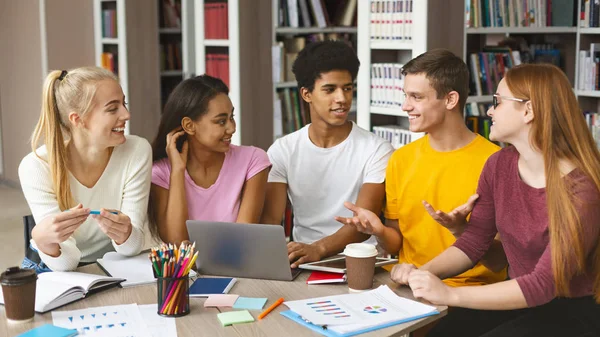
[157,276,190,317]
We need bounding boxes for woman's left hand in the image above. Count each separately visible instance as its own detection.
[92,209,133,245]
[408,270,458,306]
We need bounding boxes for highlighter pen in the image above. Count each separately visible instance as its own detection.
[258,297,285,320]
[90,210,119,215]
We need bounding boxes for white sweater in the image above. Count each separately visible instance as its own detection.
[18,135,152,271]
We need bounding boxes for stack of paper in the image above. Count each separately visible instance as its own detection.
[281,285,439,336]
[51,303,177,337]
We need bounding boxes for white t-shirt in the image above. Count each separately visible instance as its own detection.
[267,122,394,244]
[18,135,152,271]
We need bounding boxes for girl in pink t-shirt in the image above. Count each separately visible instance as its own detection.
[149,75,271,244]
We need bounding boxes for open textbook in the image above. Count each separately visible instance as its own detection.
[0,271,124,313]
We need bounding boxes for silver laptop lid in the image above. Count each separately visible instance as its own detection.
[186,220,297,281]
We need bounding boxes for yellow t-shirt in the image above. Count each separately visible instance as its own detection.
[384,134,507,287]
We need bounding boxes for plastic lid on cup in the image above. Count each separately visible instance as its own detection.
[343,243,378,258]
[0,267,37,286]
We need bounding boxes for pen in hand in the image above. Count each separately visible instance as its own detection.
[258,297,284,320]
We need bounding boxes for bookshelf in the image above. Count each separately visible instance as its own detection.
[157,0,196,110]
[463,0,600,141]
[93,0,161,141]
[356,0,463,148]
[270,0,359,140]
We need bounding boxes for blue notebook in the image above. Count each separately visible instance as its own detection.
[280,310,439,337]
[189,277,237,297]
[16,324,78,337]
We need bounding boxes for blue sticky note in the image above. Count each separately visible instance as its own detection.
[233,297,268,310]
[16,324,78,337]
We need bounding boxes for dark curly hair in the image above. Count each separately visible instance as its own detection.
[292,40,360,92]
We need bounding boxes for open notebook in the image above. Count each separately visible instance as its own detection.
[0,271,123,313]
[97,251,197,287]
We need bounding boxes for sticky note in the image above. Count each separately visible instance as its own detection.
[204,294,240,307]
[217,310,255,326]
[16,324,78,337]
[233,297,268,310]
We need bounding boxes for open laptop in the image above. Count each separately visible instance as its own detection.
[186,220,302,281]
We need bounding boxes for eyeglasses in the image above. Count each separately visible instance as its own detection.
[492,94,529,109]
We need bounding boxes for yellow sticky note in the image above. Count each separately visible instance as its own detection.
[217,310,255,326]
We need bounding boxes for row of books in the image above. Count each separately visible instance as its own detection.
[584,111,600,148]
[465,101,490,117]
[468,49,519,96]
[101,9,118,38]
[160,42,182,71]
[578,44,600,91]
[274,88,309,138]
[206,53,230,89]
[100,52,118,76]
[370,0,414,41]
[160,0,181,29]
[466,115,494,141]
[581,0,600,28]
[371,63,404,109]
[373,125,413,149]
[272,34,355,84]
[277,0,357,28]
[205,2,229,39]
[465,0,575,28]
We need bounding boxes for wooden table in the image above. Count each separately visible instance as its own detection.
[0,265,447,337]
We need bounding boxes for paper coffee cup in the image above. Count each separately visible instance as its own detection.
[343,243,378,293]
[0,267,37,323]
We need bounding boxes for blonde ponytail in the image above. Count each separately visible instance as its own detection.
[31,67,117,211]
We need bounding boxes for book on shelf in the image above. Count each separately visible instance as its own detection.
[0,272,123,313]
[370,63,404,109]
[466,0,576,28]
[277,0,358,28]
[206,53,230,88]
[205,2,229,39]
[373,125,413,149]
[160,42,183,71]
[370,0,413,41]
[278,0,357,28]
[101,9,117,38]
[160,0,182,29]
[583,111,600,149]
[101,52,118,75]
[578,43,600,91]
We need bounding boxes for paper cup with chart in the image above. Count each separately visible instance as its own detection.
[343,243,378,292]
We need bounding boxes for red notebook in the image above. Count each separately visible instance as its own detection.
[306,271,347,285]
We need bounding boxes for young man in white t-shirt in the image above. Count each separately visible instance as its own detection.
[261,40,394,268]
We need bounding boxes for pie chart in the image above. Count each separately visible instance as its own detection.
[364,305,388,314]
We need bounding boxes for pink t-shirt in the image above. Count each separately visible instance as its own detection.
[152,145,271,222]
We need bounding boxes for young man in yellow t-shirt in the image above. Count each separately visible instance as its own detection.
[336,49,507,288]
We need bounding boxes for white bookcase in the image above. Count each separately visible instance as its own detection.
[356,0,463,144]
[463,0,600,113]
[93,0,162,141]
